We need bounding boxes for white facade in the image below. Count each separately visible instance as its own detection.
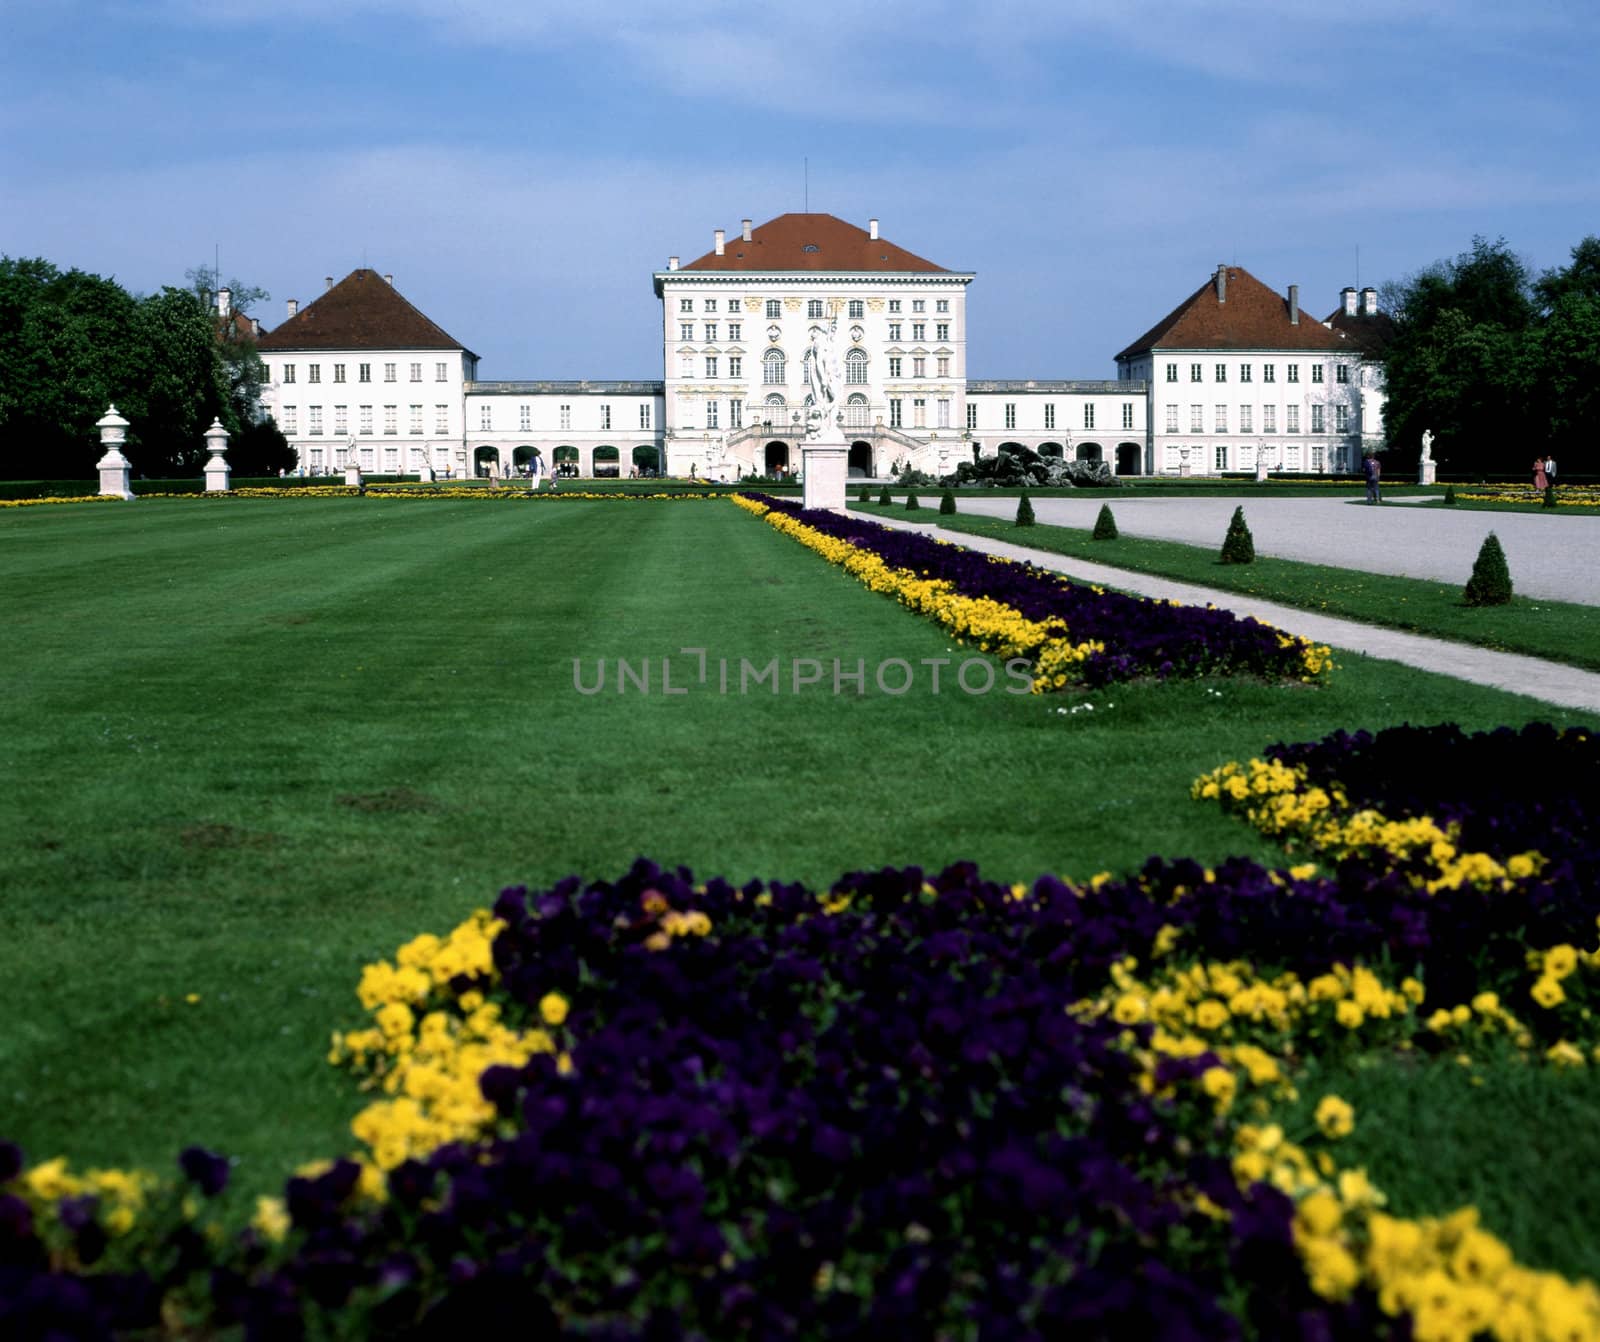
[462,382,666,478]
[964,381,1148,477]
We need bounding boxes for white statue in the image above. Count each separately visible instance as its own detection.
[1420,429,1434,463]
[804,316,843,438]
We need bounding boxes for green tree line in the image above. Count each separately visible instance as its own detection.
[0,258,290,479]
[1381,235,1600,476]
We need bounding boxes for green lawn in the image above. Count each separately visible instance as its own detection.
[0,497,1586,1206]
[851,507,1600,671]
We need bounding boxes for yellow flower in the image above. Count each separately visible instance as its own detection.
[253,1196,291,1242]
[1200,1066,1237,1111]
[538,992,570,1027]
[1334,999,1365,1030]
[1194,999,1230,1031]
[1543,945,1580,980]
[1296,1189,1344,1238]
[1315,1095,1355,1139]
[1531,976,1567,1009]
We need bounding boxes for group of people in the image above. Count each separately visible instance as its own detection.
[1533,455,1558,491]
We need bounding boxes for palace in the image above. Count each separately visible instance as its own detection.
[256,214,1386,480]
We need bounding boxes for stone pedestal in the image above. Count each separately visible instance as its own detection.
[203,418,231,492]
[95,404,134,499]
[801,437,849,513]
[345,465,364,489]
[418,461,435,483]
[1418,460,1437,486]
[1255,458,1270,483]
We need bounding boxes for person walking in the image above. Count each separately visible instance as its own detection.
[1545,454,1558,488]
[1533,456,1549,492]
[1363,452,1382,504]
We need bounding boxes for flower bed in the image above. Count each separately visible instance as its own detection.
[1451,483,1600,508]
[734,491,1332,689]
[0,488,724,507]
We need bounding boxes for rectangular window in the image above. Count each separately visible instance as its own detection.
[889,398,903,427]
[1239,405,1252,433]
[912,322,925,341]
[936,322,949,340]
[936,299,949,313]
[385,447,398,472]
[282,406,297,433]
[765,299,781,318]
[1084,404,1096,430]
[334,405,348,435]
[728,356,742,378]
[519,404,531,431]
[888,299,901,313]
[913,397,926,428]
[1336,363,1350,384]
[333,364,346,383]
[1216,445,1228,471]
[360,447,374,470]
[309,449,323,471]
[1214,404,1228,433]
[1191,363,1203,382]
[888,323,902,341]
[704,299,717,313]
[680,299,693,313]
[1165,404,1179,432]
[384,363,396,382]
[1122,401,1134,430]
[937,397,950,428]
[358,363,371,383]
[435,404,448,433]
[1311,404,1326,433]
[729,399,742,429]
[436,362,448,382]
[560,405,571,430]
[1262,405,1276,433]
[1286,406,1300,433]
[936,356,950,376]
[704,324,717,341]
[1287,364,1300,384]
[728,322,741,340]
[308,364,321,384]
[474,405,489,431]
[912,299,925,313]
[1263,364,1276,383]
[1004,403,1016,429]
[1044,404,1056,430]
[639,404,652,429]
[848,300,864,319]
[1240,363,1252,383]
[1312,364,1324,383]
[308,406,322,434]
[384,405,398,435]
[705,356,718,378]
[888,356,902,378]
[966,402,978,430]
[680,323,694,340]
[1335,404,1350,432]
[807,299,823,319]
[409,363,421,382]
[409,404,423,434]
[283,363,296,383]
[359,405,373,434]
[1165,362,1178,382]
[1190,404,1203,432]
[912,356,925,377]
[1312,446,1325,472]
[600,405,612,430]
[1215,363,1227,382]
[706,400,719,429]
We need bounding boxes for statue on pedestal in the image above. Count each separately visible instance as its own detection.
[804,316,844,440]
[1420,429,1434,463]
[1418,429,1437,485]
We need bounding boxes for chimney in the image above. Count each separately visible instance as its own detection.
[384,273,393,286]
[1361,286,1377,316]
[324,276,333,290]
[668,256,679,272]
[741,218,752,242]
[287,298,298,318]
[1288,284,1300,325]
[869,218,880,240]
[714,228,725,256]
[217,286,232,318]
[1215,265,1227,304]
[1341,286,1357,316]
[250,317,261,338]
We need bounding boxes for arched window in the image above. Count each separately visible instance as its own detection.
[846,393,869,428]
[763,349,786,385]
[761,393,786,426]
[845,349,868,385]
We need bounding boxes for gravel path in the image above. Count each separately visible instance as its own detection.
[926,493,1599,605]
[865,512,1600,714]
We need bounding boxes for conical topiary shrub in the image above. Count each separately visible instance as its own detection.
[1463,532,1513,606]
[1015,492,1036,527]
[1443,485,1457,506]
[1219,505,1255,564]
[878,485,892,506]
[905,490,921,511]
[1544,484,1558,509]
[939,488,957,515]
[858,487,870,504]
[1092,504,1118,540]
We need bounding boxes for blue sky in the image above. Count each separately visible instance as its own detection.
[3,0,1597,379]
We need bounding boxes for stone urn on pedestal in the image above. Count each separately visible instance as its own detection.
[203,418,231,492]
[95,405,135,499]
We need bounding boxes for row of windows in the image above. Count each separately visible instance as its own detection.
[487,403,653,432]
[279,361,450,385]
[1162,404,1351,433]
[673,319,955,343]
[1167,445,1328,472]
[994,402,1137,430]
[678,297,952,318]
[1164,360,1351,385]
[280,403,655,435]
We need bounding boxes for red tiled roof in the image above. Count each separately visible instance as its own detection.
[1116,266,1351,361]
[257,269,473,354]
[681,213,948,273]
[1324,305,1396,355]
